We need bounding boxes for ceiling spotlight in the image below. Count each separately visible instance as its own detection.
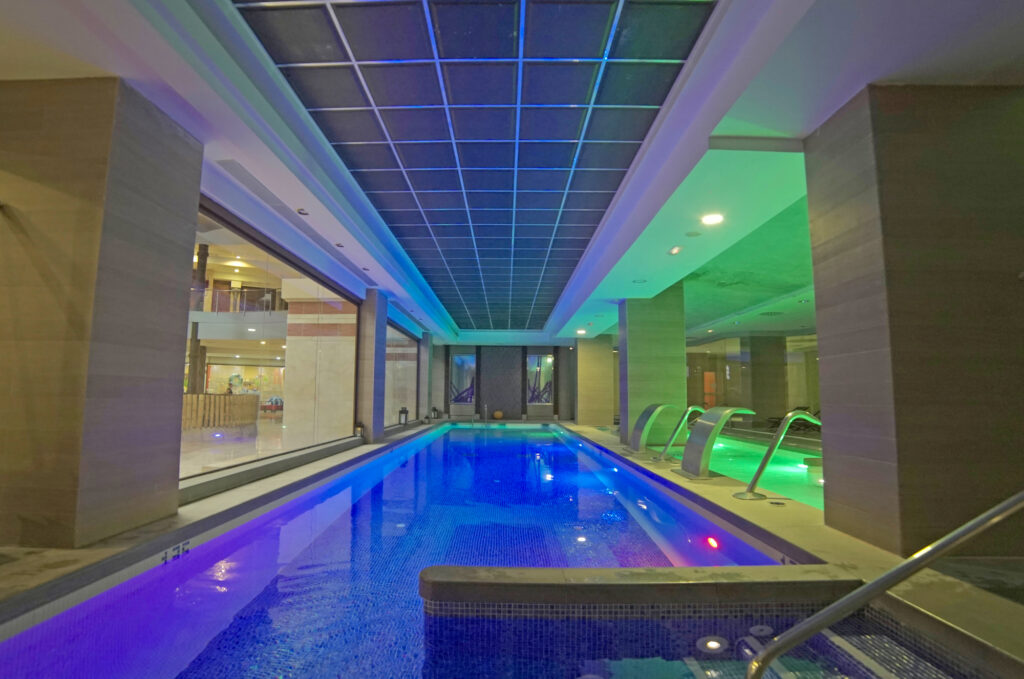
[576,329,586,335]
[247,328,256,332]
[234,355,240,359]
[260,341,266,345]
[701,213,724,225]
[296,208,309,216]
[668,246,682,255]
[234,269,239,273]
[576,536,587,543]
[707,329,714,333]
[282,345,287,349]
[235,255,241,259]
[276,356,282,360]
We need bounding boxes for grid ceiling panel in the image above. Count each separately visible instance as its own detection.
[236,0,715,329]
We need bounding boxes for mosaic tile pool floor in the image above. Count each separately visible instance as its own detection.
[0,425,775,678]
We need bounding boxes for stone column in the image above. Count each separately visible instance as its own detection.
[805,84,1024,556]
[575,336,615,425]
[416,332,432,420]
[356,288,387,442]
[0,78,202,547]
[618,281,687,447]
[743,336,788,427]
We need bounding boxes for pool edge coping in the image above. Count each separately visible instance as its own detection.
[0,423,448,643]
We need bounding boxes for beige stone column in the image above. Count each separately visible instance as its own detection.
[575,336,615,425]
[805,84,1024,556]
[618,281,687,446]
[416,332,432,420]
[356,289,387,441]
[0,78,202,547]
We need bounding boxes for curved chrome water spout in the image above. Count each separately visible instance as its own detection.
[629,403,684,452]
[678,406,756,479]
[656,406,706,461]
[733,409,822,500]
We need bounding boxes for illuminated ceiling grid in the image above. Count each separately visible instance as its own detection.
[235,0,714,329]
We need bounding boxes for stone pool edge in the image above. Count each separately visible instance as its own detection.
[0,423,446,643]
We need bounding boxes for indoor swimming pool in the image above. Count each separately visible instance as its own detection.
[0,424,778,678]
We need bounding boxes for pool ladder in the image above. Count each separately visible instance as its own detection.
[746,486,1024,678]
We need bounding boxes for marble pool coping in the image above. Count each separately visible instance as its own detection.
[0,424,438,642]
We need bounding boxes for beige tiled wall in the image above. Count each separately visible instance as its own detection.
[576,336,615,425]
[806,85,1024,555]
[0,79,202,547]
[617,281,687,445]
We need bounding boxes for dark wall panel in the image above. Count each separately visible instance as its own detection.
[479,346,523,419]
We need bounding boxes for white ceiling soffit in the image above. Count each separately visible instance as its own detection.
[716,0,1024,138]
[543,0,816,338]
[0,0,459,341]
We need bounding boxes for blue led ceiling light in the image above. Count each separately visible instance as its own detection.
[235,0,715,330]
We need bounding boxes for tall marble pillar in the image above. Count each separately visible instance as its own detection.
[356,289,387,442]
[0,78,202,547]
[575,336,615,425]
[416,332,432,420]
[743,336,788,427]
[618,281,687,447]
[805,84,1024,555]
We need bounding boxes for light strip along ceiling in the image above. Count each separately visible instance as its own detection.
[234,0,715,329]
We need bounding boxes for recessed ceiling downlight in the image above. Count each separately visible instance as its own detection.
[668,246,682,255]
[700,213,724,225]
[576,329,586,335]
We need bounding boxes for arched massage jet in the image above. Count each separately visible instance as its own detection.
[675,406,756,480]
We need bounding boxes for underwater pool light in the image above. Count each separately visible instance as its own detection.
[696,635,728,654]
[707,537,719,549]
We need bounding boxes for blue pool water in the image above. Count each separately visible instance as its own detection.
[0,424,776,678]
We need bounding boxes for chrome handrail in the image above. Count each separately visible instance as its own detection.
[746,488,1024,679]
[733,409,821,500]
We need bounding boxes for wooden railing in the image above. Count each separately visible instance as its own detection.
[181,394,259,430]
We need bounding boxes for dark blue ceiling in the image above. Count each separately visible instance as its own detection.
[235,0,714,329]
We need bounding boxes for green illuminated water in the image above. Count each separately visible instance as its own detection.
[661,433,824,509]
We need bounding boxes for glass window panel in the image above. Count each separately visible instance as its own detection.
[181,214,357,478]
[385,325,419,426]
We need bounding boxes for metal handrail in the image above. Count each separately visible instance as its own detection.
[734,409,822,500]
[746,488,1024,678]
